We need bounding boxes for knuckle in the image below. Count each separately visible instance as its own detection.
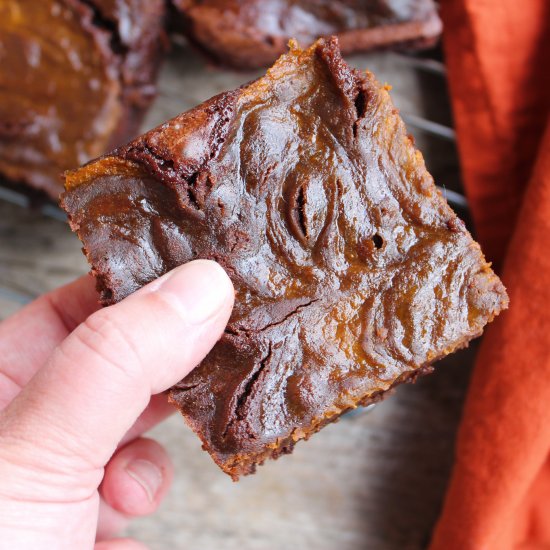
[72,309,144,382]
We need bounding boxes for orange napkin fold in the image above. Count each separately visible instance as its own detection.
[429,1,550,549]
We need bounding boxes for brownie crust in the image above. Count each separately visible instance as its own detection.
[0,0,166,198]
[173,0,442,69]
[62,38,508,479]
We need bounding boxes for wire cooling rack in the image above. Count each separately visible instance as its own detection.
[0,48,467,309]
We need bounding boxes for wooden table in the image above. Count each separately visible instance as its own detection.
[0,43,474,550]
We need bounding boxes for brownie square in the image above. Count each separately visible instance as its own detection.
[0,0,165,197]
[173,0,442,69]
[62,38,508,479]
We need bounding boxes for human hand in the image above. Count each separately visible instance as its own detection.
[0,260,234,549]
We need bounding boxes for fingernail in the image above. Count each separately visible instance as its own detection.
[157,260,233,325]
[125,459,163,502]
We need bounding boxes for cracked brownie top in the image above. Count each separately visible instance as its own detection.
[62,38,508,479]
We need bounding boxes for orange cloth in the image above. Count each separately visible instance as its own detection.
[430,1,550,549]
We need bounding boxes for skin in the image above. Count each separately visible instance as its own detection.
[0,260,234,549]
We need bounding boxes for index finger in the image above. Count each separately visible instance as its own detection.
[0,274,101,408]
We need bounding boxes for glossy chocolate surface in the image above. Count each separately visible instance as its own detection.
[174,0,442,69]
[62,39,508,478]
[0,0,165,197]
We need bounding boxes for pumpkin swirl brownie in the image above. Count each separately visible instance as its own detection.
[173,0,442,69]
[0,0,165,198]
[61,38,508,479]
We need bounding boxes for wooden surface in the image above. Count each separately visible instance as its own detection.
[0,44,474,550]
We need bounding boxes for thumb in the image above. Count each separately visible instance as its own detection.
[0,260,234,499]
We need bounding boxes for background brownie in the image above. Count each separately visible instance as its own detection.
[62,38,507,479]
[0,0,166,198]
[173,0,442,69]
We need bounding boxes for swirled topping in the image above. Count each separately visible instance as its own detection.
[62,38,508,478]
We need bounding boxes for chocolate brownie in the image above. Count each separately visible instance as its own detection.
[173,0,442,69]
[0,0,166,198]
[62,38,508,479]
